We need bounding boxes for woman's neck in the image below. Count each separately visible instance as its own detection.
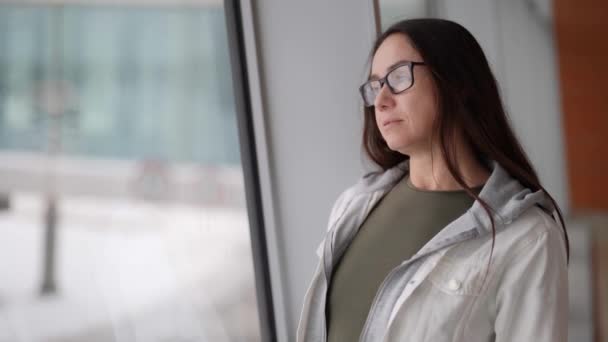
[407,146,490,191]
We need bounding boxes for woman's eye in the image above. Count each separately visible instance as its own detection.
[394,73,409,80]
[390,73,408,82]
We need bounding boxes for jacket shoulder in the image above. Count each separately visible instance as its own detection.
[492,205,567,266]
[499,206,563,243]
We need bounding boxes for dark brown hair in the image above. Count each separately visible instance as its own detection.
[362,18,569,264]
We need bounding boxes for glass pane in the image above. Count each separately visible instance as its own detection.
[0,3,261,341]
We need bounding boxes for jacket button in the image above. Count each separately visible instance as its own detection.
[447,279,461,291]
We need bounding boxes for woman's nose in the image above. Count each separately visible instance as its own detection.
[374,84,395,110]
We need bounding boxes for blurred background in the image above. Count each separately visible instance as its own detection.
[0,0,605,341]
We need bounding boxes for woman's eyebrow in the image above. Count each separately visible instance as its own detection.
[370,60,409,80]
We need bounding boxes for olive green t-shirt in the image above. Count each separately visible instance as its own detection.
[326,174,483,342]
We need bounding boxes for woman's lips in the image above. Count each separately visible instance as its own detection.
[383,119,403,127]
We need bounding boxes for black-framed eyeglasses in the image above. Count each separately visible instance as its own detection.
[359,61,426,107]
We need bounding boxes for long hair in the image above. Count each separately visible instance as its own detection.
[362,18,569,265]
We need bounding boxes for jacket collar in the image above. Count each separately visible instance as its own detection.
[350,157,554,243]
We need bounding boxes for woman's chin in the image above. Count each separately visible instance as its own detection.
[386,140,411,153]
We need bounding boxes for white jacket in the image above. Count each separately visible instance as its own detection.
[296,159,568,342]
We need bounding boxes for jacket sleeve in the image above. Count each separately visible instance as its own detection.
[494,215,569,341]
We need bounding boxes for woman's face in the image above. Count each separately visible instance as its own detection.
[370,33,439,155]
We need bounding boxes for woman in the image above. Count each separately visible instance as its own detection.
[296,18,569,342]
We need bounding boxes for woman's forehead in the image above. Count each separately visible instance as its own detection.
[371,34,422,77]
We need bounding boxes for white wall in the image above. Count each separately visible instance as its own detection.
[243,0,378,339]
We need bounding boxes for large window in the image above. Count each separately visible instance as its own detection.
[0,2,263,341]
